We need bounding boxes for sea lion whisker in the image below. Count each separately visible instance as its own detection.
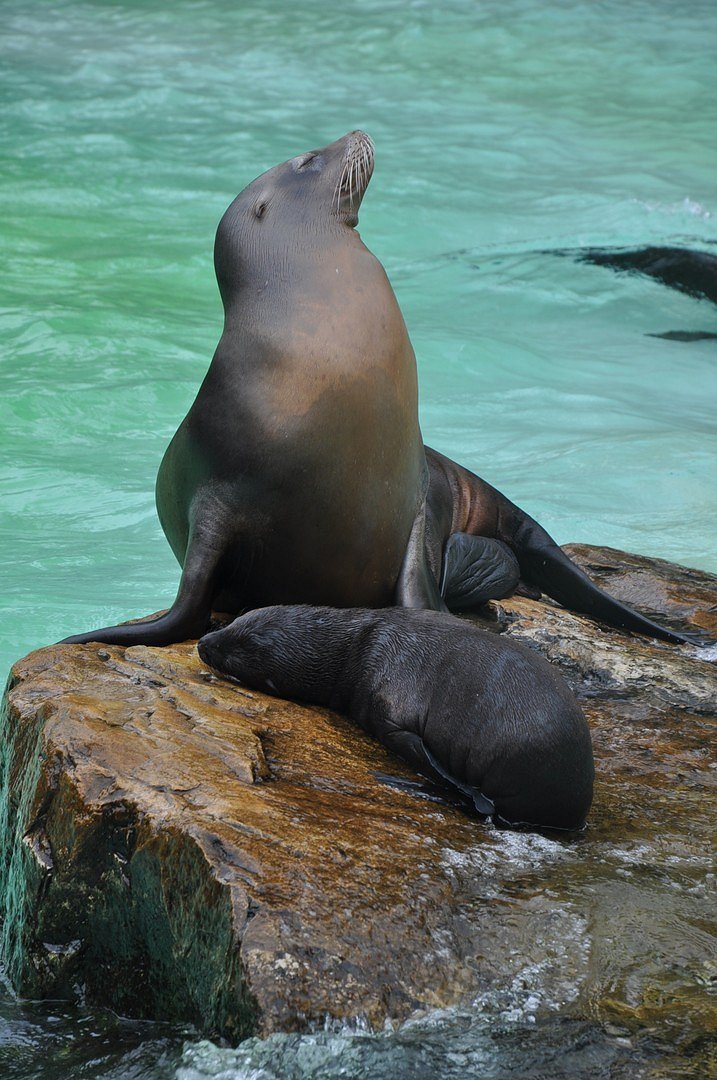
[334,161,348,208]
[361,147,370,190]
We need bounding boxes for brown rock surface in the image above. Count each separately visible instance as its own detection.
[1,545,715,1066]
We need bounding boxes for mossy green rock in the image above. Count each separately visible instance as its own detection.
[1,545,715,1056]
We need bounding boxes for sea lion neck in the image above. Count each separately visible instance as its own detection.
[216,224,379,328]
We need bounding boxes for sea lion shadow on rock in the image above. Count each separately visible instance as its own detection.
[58,131,699,649]
[197,606,595,832]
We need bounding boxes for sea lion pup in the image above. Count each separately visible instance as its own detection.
[59,131,694,648]
[197,606,595,830]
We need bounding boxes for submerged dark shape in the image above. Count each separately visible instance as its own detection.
[648,330,717,342]
[198,605,595,831]
[581,245,717,305]
[59,135,695,648]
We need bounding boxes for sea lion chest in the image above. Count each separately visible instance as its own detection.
[157,243,425,606]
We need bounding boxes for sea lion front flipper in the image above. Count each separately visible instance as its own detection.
[58,506,234,646]
[394,498,447,612]
[382,728,495,816]
[440,532,521,610]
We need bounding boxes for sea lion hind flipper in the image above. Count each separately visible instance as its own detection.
[58,518,229,646]
[512,519,695,646]
[440,532,521,610]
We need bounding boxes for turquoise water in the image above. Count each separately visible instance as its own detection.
[1,0,716,1075]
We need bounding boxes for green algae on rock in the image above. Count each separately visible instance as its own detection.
[0,545,715,1060]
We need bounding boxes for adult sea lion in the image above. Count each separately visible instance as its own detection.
[60,131,692,647]
[197,605,595,830]
[62,130,437,645]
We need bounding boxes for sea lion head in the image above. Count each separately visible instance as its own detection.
[214,131,375,302]
[198,605,350,701]
[236,129,374,229]
[198,606,289,689]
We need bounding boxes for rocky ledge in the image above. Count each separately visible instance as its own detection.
[1,545,715,1056]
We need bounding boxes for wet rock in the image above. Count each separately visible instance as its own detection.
[494,603,715,713]
[1,545,715,1059]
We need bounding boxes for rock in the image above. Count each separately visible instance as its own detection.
[1,545,715,1056]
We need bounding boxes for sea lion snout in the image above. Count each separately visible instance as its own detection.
[197,626,243,671]
[196,633,221,669]
[344,129,374,155]
[198,615,271,680]
[339,129,375,173]
[330,130,375,221]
